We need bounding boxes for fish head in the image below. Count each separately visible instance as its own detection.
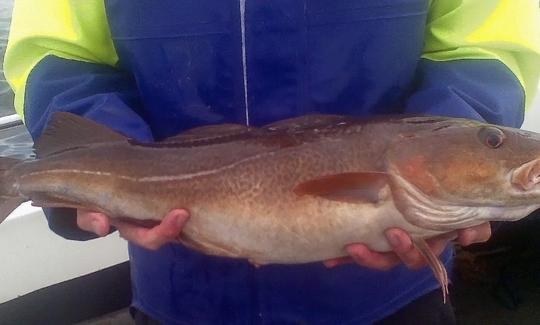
[385,117,540,229]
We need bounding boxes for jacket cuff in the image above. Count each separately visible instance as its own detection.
[44,208,99,241]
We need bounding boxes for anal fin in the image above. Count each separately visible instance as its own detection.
[412,237,449,303]
[31,200,86,210]
[30,193,103,214]
[0,196,26,224]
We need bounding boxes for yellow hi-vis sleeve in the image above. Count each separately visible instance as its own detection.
[3,0,118,119]
[424,0,540,109]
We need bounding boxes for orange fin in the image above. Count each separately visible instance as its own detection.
[412,237,449,303]
[35,112,127,158]
[293,172,389,204]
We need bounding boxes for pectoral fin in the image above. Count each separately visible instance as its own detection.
[293,172,389,204]
[412,237,449,303]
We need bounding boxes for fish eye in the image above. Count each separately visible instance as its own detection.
[478,127,505,149]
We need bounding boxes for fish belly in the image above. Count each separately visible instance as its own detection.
[179,196,424,264]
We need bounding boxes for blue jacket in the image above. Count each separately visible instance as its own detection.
[6,0,536,323]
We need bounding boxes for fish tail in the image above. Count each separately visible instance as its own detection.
[0,157,26,224]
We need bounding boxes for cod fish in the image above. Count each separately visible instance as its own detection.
[1,112,540,301]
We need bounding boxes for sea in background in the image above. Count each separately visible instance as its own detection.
[0,0,34,159]
[0,0,14,118]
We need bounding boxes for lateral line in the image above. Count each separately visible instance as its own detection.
[22,151,276,183]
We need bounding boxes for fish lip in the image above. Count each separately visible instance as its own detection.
[511,158,540,191]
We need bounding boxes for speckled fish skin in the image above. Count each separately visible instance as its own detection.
[2,113,540,267]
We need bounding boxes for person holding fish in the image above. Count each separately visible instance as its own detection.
[4,0,540,324]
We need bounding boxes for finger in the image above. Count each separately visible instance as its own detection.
[323,256,354,268]
[457,222,491,246]
[76,209,111,237]
[112,209,189,250]
[345,244,401,271]
[386,229,457,270]
[385,228,426,270]
[112,210,188,249]
[151,209,190,239]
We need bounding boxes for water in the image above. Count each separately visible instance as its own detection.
[0,0,33,159]
[0,124,33,159]
[0,0,14,118]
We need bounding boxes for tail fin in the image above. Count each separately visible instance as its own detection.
[0,157,25,224]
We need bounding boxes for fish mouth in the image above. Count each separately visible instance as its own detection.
[511,158,540,192]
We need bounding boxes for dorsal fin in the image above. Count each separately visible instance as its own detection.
[181,123,249,137]
[134,123,256,148]
[162,123,251,143]
[263,114,346,132]
[34,112,127,158]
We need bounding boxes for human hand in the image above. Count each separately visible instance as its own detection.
[76,209,190,250]
[324,222,491,270]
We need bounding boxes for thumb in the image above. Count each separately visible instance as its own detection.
[154,209,190,239]
[77,210,111,237]
[111,209,190,250]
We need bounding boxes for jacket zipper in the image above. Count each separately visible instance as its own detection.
[239,0,250,126]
